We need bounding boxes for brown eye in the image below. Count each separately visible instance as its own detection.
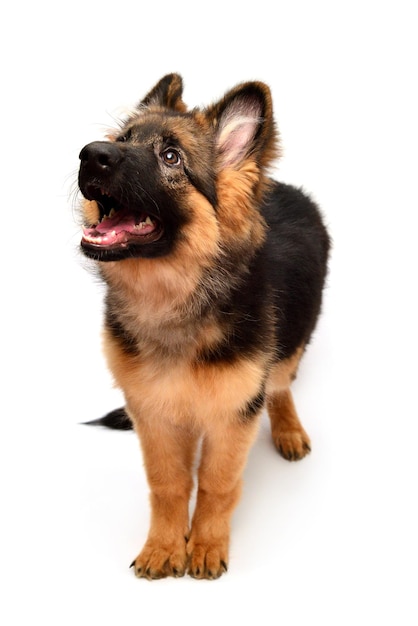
[161,148,181,166]
[116,129,132,142]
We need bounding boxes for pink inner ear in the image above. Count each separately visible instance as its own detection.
[218,119,258,166]
[216,99,262,167]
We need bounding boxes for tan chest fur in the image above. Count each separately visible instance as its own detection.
[103,320,268,431]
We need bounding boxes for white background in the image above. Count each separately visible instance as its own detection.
[1,1,417,624]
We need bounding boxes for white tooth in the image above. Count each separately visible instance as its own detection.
[109,208,116,218]
[111,230,117,236]
[145,216,153,226]
[101,215,109,222]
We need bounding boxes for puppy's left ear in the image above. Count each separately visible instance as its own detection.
[140,73,187,112]
[206,81,278,169]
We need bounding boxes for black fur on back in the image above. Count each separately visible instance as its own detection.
[263,182,330,359]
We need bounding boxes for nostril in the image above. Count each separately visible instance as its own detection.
[97,152,111,168]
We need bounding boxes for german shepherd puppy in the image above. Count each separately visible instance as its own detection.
[77,74,330,580]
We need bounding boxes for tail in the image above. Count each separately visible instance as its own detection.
[82,407,133,430]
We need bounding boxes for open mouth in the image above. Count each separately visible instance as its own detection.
[81,189,163,250]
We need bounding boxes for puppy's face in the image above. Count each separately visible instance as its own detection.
[78,74,276,264]
[79,112,217,262]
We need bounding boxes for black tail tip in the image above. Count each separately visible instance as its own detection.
[81,407,133,430]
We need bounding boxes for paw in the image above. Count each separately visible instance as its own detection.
[130,540,187,580]
[186,539,228,580]
[273,430,311,461]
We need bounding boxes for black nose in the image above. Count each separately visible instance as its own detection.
[79,141,122,176]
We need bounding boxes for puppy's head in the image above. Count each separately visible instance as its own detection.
[78,73,278,263]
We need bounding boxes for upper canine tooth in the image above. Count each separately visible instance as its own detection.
[145,216,153,225]
[109,208,116,218]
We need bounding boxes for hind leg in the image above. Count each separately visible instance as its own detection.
[266,346,311,461]
[267,389,311,461]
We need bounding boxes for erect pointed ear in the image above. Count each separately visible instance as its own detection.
[206,81,277,169]
[140,73,187,112]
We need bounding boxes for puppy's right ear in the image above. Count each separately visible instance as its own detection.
[140,73,187,112]
[205,81,278,170]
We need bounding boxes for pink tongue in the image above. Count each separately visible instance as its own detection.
[82,209,156,246]
[95,211,135,235]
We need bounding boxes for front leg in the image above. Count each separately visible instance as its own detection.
[130,416,198,579]
[187,417,260,579]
